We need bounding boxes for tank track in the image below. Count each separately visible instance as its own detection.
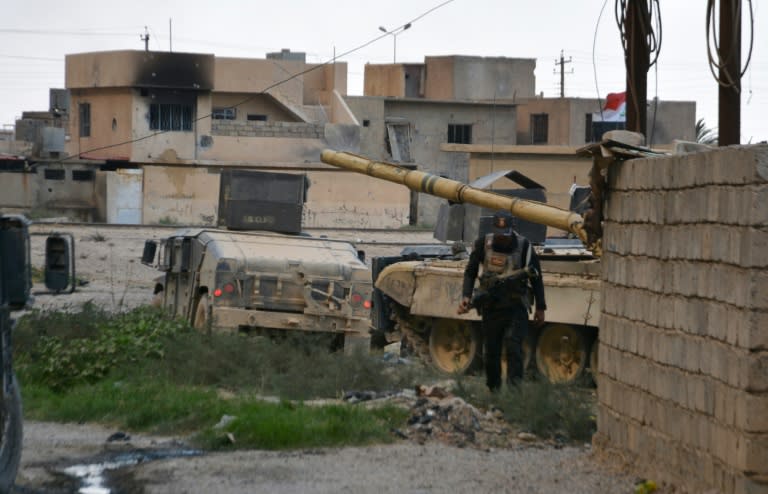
[389,303,433,367]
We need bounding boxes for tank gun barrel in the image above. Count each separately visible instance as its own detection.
[320,149,593,251]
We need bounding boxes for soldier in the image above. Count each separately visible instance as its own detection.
[457,210,546,391]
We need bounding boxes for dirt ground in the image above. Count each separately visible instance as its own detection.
[13,223,645,493]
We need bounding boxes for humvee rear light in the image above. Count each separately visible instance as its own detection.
[363,300,372,309]
[214,283,235,298]
[351,293,362,304]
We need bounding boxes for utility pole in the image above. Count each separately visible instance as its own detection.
[718,0,741,146]
[554,50,572,98]
[140,26,150,52]
[625,0,649,137]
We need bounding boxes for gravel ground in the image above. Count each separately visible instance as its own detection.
[14,223,645,493]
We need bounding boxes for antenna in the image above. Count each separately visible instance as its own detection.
[169,19,173,52]
[140,26,150,52]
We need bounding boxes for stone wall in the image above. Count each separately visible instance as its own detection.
[594,145,768,494]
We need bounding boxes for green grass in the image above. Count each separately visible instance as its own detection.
[13,305,596,449]
[13,305,425,450]
[453,375,597,442]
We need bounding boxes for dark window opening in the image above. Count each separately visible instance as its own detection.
[531,113,549,144]
[44,169,65,180]
[79,103,91,137]
[72,169,95,182]
[362,119,370,127]
[585,113,593,142]
[247,114,268,122]
[447,124,472,144]
[150,103,193,131]
[212,107,237,120]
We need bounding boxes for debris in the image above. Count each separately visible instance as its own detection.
[106,432,130,442]
[214,415,237,430]
[517,432,538,442]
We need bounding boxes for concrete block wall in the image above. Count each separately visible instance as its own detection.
[594,145,768,494]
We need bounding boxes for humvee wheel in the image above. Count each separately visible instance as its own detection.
[428,319,480,374]
[535,324,588,383]
[193,297,211,332]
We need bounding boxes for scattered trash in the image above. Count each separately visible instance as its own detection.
[214,415,237,430]
[106,432,130,442]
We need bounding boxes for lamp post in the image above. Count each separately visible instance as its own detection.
[378,23,411,63]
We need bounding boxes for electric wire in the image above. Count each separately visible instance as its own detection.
[614,0,662,137]
[705,0,754,89]
[44,0,455,165]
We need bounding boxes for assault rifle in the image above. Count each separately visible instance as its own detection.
[469,266,539,313]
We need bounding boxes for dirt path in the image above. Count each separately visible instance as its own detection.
[15,420,639,493]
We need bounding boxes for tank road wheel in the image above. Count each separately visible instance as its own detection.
[0,374,23,492]
[193,297,211,332]
[428,319,481,375]
[535,324,588,384]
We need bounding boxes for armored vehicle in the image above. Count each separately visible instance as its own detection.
[321,149,602,383]
[1,214,76,490]
[142,228,373,351]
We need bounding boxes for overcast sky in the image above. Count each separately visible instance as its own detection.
[1,0,765,143]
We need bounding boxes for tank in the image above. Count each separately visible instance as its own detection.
[142,228,373,352]
[320,150,602,383]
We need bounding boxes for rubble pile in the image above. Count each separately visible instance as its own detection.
[344,384,538,450]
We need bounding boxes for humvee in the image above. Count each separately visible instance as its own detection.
[142,228,373,351]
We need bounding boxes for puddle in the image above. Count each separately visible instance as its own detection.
[62,448,202,493]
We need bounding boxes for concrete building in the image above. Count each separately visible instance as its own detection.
[2,49,410,227]
[1,50,696,229]
[351,55,695,226]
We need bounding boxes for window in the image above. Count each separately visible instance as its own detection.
[247,114,268,122]
[362,119,370,127]
[212,107,237,120]
[386,121,412,162]
[531,113,549,144]
[149,103,193,131]
[585,113,593,142]
[79,103,91,137]
[72,169,95,182]
[447,124,472,144]
[44,169,65,180]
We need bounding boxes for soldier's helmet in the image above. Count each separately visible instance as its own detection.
[491,210,514,234]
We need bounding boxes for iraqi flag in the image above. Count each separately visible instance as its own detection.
[593,92,626,122]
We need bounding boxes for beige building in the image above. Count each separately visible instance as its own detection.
[2,51,695,229]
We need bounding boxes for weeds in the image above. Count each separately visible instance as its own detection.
[86,231,107,242]
[453,375,596,442]
[14,307,596,449]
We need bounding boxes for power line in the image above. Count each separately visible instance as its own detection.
[48,0,456,164]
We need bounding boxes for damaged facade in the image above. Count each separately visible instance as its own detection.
[1,50,695,228]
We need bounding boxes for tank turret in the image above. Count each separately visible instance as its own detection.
[320,149,599,254]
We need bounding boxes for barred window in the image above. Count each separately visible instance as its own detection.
[212,107,237,120]
[149,103,193,131]
[447,124,472,144]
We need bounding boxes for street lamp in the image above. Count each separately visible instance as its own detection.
[378,23,411,63]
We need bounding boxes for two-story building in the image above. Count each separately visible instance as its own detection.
[2,49,696,229]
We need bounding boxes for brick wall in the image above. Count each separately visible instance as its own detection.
[594,145,768,494]
[211,120,323,139]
